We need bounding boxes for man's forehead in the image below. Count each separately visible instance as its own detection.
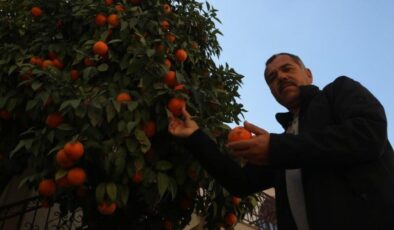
[265,55,298,74]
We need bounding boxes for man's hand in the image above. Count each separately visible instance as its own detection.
[168,106,199,138]
[227,121,270,165]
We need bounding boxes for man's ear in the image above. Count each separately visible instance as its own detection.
[305,68,313,84]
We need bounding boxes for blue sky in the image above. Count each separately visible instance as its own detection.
[206,0,394,142]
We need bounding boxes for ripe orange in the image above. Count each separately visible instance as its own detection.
[56,175,71,188]
[48,51,58,60]
[42,60,54,69]
[64,141,84,161]
[225,213,238,226]
[231,196,241,206]
[93,41,108,56]
[167,98,186,116]
[131,171,143,183]
[115,4,125,12]
[31,7,43,17]
[165,33,176,43]
[104,0,113,6]
[175,49,188,62]
[46,112,64,128]
[98,202,117,215]
[163,58,171,69]
[143,121,156,138]
[52,58,64,69]
[174,84,188,93]
[56,149,74,169]
[0,110,12,120]
[163,220,173,230]
[130,0,142,5]
[67,168,86,186]
[95,13,107,26]
[164,71,177,88]
[38,179,56,197]
[160,20,170,30]
[30,56,43,66]
[162,4,172,14]
[116,92,132,103]
[227,126,252,143]
[83,57,96,66]
[107,14,120,27]
[70,69,79,80]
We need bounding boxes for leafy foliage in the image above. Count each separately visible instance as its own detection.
[0,0,252,229]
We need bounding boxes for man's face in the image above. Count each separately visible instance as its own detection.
[264,55,313,111]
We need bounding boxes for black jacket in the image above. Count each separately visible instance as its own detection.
[186,76,394,230]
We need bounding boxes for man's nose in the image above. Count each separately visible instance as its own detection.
[277,72,288,81]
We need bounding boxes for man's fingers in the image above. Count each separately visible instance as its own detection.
[182,105,192,120]
[227,139,252,151]
[244,121,266,135]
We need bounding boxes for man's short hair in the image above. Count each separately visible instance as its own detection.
[264,52,305,78]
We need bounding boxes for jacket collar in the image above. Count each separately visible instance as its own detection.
[275,84,320,130]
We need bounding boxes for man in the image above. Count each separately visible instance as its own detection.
[168,53,394,230]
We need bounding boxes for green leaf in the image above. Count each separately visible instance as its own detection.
[26,99,39,111]
[57,124,74,131]
[75,105,87,118]
[155,161,173,171]
[88,107,102,127]
[10,140,26,157]
[106,182,117,202]
[105,103,116,122]
[126,121,138,133]
[55,169,68,180]
[69,99,81,108]
[135,129,151,153]
[119,186,129,207]
[127,101,138,112]
[107,39,122,45]
[96,183,106,203]
[97,63,109,72]
[157,172,170,199]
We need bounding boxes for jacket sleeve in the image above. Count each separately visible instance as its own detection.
[185,129,275,197]
[268,76,389,169]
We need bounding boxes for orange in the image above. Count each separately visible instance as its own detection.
[83,57,96,66]
[131,171,143,183]
[225,213,237,226]
[31,7,42,17]
[163,58,171,69]
[107,14,120,27]
[46,112,64,128]
[231,196,241,206]
[38,179,56,197]
[164,71,177,88]
[42,60,54,69]
[115,4,125,12]
[95,13,107,26]
[162,4,172,14]
[56,149,74,169]
[167,98,186,116]
[0,110,12,120]
[155,43,166,54]
[116,92,132,103]
[174,84,188,93]
[165,33,176,43]
[160,20,170,30]
[143,121,156,137]
[98,202,117,215]
[56,175,71,188]
[64,141,84,161]
[70,69,79,80]
[48,51,58,60]
[130,0,141,5]
[52,58,64,69]
[93,41,108,56]
[104,0,113,6]
[227,126,252,143]
[30,56,43,66]
[163,220,173,230]
[67,168,86,186]
[175,49,187,62]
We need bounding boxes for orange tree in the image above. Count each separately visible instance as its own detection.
[0,0,257,229]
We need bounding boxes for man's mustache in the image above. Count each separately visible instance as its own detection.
[279,80,297,93]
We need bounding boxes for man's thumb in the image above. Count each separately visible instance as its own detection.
[244,121,266,135]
